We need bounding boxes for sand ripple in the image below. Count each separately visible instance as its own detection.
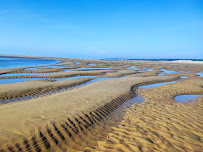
[95,79,203,152]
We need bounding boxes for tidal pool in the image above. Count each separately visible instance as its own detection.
[0,78,43,84]
[196,72,203,77]
[175,95,203,103]
[77,67,112,70]
[126,66,139,70]
[158,69,178,76]
[53,76,97,81]
[139,81,177,89]
[75,62,82,64]
[180,76,188,78]
[88,63,96,66]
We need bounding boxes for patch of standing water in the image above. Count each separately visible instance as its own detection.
[42,65,62,68]
[88,63,96,66]
[175,95,203,103]
[25,67,52,70]
[180,76,188,78]
[75,62,81,64]
[26,69,76,72]
[196,72,203,77]
[52,76,97,81]
[77,67,112,70]
[61,69,76,72]
[126,66,139,70]
[140,67,147,72]
[123,95,145,107]
[0,78,43,84]
[137,67,153,72]
[158,69,178,76]
[139,81,177,89]
[146,68,153,71]
[25,67,37,70]
[158,73,164,76]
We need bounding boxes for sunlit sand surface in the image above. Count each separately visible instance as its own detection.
[95,79,203,152]
[0,55,202,151]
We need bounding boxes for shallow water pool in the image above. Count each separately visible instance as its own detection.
[88,63,96,66]
[146,68,153,71]
[139,81,177,89]
[180,76,188,78]
[126,66,139,70]
[0,78,43,84]
[158,69,178,76]
[75,62,82,64]
[175,95,203,103]
[53,76,97,81]
[196,72,203,77]
[77,67,112,70]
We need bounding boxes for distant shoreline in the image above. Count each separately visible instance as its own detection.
[102,58,203,62]
[1,55,203,65]
[1,54,202,61]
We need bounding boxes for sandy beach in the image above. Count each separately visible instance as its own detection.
[0,55,202,152]
[95,78,203,152]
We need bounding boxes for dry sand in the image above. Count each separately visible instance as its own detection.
[0,55,202,152]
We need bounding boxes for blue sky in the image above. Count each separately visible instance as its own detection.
[0,0,202,59]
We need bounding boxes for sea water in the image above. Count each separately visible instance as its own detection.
[0,56,59,69]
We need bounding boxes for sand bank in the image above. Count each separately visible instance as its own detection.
[0,70,115,79]
[0,76,178,150]
[0,78,92,101]
[0,67,25,75]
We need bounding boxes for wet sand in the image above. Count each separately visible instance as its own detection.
[0,78,92,101]
[95,78,203,152]
[0,55,202,151]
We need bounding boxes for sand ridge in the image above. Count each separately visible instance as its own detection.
[0,70,116,79]
[0,78,93,101]
[0,76,179,150]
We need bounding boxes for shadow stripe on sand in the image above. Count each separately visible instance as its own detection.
[0,90,136,152]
